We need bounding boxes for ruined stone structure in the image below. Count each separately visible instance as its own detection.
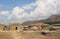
[7,23,23,31]
[0,24,6,30]
[41,24,50,31]
[0,23,50,31]
[23,23,50,31]
[23,23,46,31]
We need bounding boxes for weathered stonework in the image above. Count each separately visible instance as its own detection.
[0,24,6,30]
[7,23,23,31]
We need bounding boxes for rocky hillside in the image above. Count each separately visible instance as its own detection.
[22,14,60,25]
[47,14,60,21]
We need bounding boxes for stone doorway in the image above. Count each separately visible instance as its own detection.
[15,27,18,30]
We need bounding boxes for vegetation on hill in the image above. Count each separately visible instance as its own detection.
[22,14,60,25]
[41,20,60,25]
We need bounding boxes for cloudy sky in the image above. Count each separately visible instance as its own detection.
[0,0,60,24]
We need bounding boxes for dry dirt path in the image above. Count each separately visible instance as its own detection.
[0,30,60,39]
[11,31,24,39]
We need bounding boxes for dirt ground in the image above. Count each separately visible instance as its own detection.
[0,29,60,39]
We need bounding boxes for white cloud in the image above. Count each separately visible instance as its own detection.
[23,3,36,10]
[12,7,24,18]
[8,0,58,22]
[12,7,24,14]
[0,11,10,15]
[8,7,28,19]
[0,0,59,24]
[29,0,57,17]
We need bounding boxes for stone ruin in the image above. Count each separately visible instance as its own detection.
[0,24,6,30]
[23,23,50,31]
[0,23,23,31]
[0,23,60,35]
[0,23,51,31]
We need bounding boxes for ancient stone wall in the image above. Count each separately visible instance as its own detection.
[0,24,6,30]
[7,23,23,31]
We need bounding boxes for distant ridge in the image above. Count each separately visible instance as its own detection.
[22,14,60,25]
[47,14,60,21]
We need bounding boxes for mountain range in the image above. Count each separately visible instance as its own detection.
[22,14,60,25]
